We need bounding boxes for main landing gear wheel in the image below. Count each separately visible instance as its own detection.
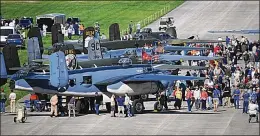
[154,101,163,112]
[132,99,144,114]
[79,99,89,114]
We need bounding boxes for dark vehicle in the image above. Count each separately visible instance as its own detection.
[21,17,33,24]
[36,13,66,32]
[19,19,32,29]
[66,17,80,24]
[6,34,25,48]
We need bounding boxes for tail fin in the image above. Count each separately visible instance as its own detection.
[27,37,42,65]
[2,46,20,75]
[0,52,7,86]
[49,51,69,89]
[87,38,102,60]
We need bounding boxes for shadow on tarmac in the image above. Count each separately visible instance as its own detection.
[143,110,221,114]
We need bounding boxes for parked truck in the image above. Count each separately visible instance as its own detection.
[36,13,66,32]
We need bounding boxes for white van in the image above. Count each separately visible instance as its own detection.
[0,26,17,46]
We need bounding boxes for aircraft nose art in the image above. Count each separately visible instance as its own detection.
[107,81,134,94]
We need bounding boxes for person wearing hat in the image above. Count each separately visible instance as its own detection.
[0,88,7,113]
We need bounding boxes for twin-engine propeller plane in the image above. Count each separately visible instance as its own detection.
[0,50,204,114]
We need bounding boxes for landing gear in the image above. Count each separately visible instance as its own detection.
[78,98,89,114]
[106,102,111,113]
[132,99,144,114]
[154,101,163,112]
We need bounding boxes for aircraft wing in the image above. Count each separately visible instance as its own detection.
[164,46,210,51]
[124,74,205,82]
[153,64,207,70]
[160,55,223,61]
[167,39,225,45]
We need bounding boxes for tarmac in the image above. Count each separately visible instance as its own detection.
[1,101,259,135]
[1,1,260,135]
[147,1,259,41]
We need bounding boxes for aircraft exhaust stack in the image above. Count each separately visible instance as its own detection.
[49,51,69,90]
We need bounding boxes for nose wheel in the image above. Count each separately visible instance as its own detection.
[132,99,144,114]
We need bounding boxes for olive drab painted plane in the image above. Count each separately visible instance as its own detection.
[0,50,205,114]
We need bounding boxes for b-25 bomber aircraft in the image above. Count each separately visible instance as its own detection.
[0,50,204,114]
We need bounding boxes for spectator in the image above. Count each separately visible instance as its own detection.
[101,33,107,40]
[124,93,132,117]
[233,86,241,109]
[185,88,193,112]
[193,87,201,110]
[9,90,16,113]
[30,93,39,112]
[174,88,182,110]
[129,21,133,34]
[110,94,116,117]
[0,88,6,113]
[68,96,76,117]
[50,94,58,117]
[136,22,141,33]
[213,86,220,112]
[201,88,208,110]
[248,101,259,123]
[67,26,73,39]
[242,90,250,114]
[94,92,102,115]
[116,96,125,117]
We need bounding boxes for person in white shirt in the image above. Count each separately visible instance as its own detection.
[9,90,16,113]
[101,33,107,40]
[136,22,141,33]
[124,93,132,117]
[193,87,201,110]
[248,101,259,123]
[110,94,116,117]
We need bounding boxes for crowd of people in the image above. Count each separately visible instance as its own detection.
[163,35,260,121]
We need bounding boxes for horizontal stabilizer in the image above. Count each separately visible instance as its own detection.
[125,74,205,82]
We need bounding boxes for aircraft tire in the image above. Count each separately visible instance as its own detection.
[154,101,163,112]
[132,99,144,114]
[79,99,89,114]
[106,102,111,113]
[159,27,161,31]
[140,94,148,101]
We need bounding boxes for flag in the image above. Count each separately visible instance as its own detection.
[142,50,152,61]
[152,54,159,62]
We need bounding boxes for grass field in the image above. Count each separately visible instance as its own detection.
[0,1,184,104]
